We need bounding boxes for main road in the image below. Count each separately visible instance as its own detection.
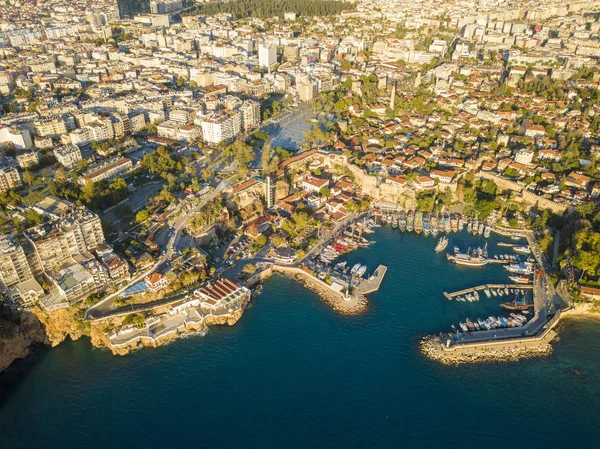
[86,179,231,319]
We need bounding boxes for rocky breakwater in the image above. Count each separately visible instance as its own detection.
[420,335,553,365]
[273,266,368,315]
[0,306,48,373]
[296,275,368,314]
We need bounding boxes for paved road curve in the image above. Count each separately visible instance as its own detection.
[86,179,231,319]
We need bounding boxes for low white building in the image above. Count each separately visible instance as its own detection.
[301,176,329,194]
[514,148,534,165]
[79,156,132,185]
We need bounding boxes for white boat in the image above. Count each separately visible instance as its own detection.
[513,246,531,254]
[351,263,361,274]
[491,289,498,296]
[356,265,367,277]
[334,261,347,270]
[505,263,533,275]
[484,289,491,298]
[435,236,449,252]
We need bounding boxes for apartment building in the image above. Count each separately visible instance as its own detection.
[0,235,33,290]
[87,117,115,142]
[16,150,39,169]
[101,252,130,283]
[0,165,22,193]
[0,124,33,150]
[240,100,261,131]
[53,259,108,304]
[201,110,242,144]
[54,145,83,169]
[33,118,68,138]
[0,235,44,306]
[24,207,105,273]
[69,127,93,146]
[258,43,277,69]
[157,120,181,139]
[297,79,317,102]
[111,113,130,138]
[129,112,147,133]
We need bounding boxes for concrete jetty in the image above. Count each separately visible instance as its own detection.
[356,265,387,295]
[443,283,533,300]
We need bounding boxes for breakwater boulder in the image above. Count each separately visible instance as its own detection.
[420,335,553,365]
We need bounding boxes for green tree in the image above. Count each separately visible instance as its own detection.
[319,186,331,197]
[22,170,35,185]
[136,209,150,223]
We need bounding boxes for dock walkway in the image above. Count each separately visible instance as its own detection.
[356,265,387,295]
[443,283,533,300]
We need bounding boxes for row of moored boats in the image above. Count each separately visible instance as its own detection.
[456,313,529,333]
[319,219,378,265]
[452,287,529,303]
[381,212,492,238]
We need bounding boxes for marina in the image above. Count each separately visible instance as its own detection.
[305,216,388,307]
[443,284,534,301]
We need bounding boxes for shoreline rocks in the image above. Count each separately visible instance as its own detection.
[0,307,48,373]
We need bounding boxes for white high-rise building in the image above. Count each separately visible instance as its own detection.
[240,100,261,131]
[201,111,242,144]
[0,236,33,290]
[258,43,277,69]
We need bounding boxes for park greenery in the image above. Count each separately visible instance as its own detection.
[183,0,356,20]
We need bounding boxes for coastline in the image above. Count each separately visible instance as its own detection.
[99,307,246,356]
[0,264,372,372]
[560,302,600,319]
[97,266,370,356]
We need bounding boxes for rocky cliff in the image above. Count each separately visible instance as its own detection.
[31,306,89,347]
[0,306,48,373]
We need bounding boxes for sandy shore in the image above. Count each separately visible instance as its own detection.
[561,302,600,318]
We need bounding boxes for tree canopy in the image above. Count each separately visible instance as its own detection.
[184,0,356,20]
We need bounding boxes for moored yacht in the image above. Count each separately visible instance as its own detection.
[435,236,449,252]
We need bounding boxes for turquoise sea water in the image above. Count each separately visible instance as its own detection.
[1,227,600,448]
